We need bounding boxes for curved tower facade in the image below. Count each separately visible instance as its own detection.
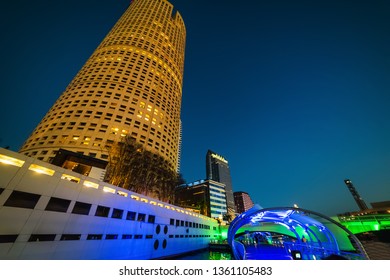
[20,0,186,171]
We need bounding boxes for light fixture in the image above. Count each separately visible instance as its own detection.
[0,154,25,167]
[83,180,99,189]
[28,164,55,176]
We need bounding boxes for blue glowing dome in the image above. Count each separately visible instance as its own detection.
[227,205,368,260]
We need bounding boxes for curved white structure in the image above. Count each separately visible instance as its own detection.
[0,148,219,259]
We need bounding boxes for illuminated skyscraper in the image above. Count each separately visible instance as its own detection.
[206,150,235,215]
[19,0,185,171]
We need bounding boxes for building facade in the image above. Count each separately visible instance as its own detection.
[208,180,228,219]
[206,150,235,215]
[234,191,254,214]
[19,0,186,171]
[175,179,227,219]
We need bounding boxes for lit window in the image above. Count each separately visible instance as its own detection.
[61,174,81,183]
[28,164,55,176]
[103,186,115,194]
[0,154,25,167]
[117,191,128,197]
[83,180,99,189]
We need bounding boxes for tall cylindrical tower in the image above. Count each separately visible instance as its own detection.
[20,0,186,171]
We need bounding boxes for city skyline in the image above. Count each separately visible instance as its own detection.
[1,0,390,216]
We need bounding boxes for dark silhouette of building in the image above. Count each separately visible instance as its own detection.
[371,201,390,209]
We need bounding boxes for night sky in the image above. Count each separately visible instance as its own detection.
[1,0,389,216]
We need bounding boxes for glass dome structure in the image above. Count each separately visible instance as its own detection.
[227,205,369,260]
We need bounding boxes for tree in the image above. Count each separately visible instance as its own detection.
[223,212,234,223]
[104,136,183,202]
[104,136,143,190]
[194,199,209,217]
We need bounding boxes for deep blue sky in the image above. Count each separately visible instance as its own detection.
[1,0,389,216]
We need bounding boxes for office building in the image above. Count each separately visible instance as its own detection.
[175,179,227,219]
[19,0,186,172]
[234,191,254,214]
[206,150,235,215]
